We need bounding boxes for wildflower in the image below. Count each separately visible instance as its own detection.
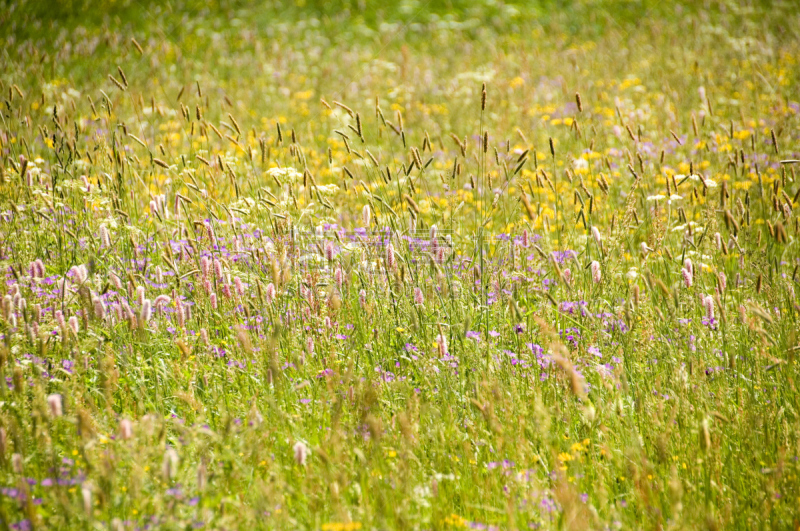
[92,297,106,320]
[265,283,276,304]
[358,289,367,309]
[234,276,245,298]
[213,258,223,280]
[325,240,335,261]
[200,256,210,280]
[68,316,79,336]
[306,336,315,355]
[99,225,111,248]
[293,441,310,466]
[28,260,37,279]
[47,394,62,417]
[703,295,714,321]
[413,287,424,306]
[682,268,693,288]
[71,264,87,285]
[119,418,133,440]
[386,243,396,271]
[140,299,152,325]
[362,204,371,226]
[591,226,602,247]
[176,299,186,328]
[590,261,602,283]
[210,292,218,310]
[436,246,446,264]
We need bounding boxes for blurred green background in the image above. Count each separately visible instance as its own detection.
[1,0,708,44]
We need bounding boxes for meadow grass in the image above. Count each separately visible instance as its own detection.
[0,0,799,529]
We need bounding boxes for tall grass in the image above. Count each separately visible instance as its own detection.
[0,1,799,529]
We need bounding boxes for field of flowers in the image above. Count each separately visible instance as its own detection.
[0,0,799,529]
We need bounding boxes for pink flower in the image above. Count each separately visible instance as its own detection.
[93,297,106,320]
[436,246,446,264]
[682,268,693,288]
[703,295,714,321]
[99,226,111,249]
[120,418,133,440]
[265,283,276,304]
[234,277,245,299]
[200,257,210,280]
[47,394,62,417]
[213,258,223,280]
[386,243,396,271]
[176,299,185,328]
[684,258,693,277]
[293,441,310,466]
[413,287,424,305]
[590,261,602,283]
[591,226,602,247]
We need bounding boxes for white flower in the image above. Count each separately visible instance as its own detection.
[266,167,303,182]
